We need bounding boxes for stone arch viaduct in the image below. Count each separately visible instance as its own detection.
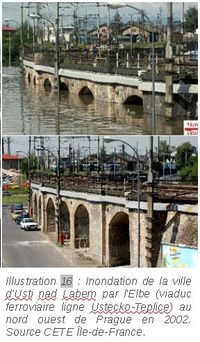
[31,182,197,267]
[24,60,198,118]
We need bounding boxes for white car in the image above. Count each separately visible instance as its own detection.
[20,218,38,231]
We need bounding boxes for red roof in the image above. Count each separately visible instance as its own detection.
[3,154,23,160]
[2,25,17,32]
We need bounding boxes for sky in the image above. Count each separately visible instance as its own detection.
[3,135,198,157]
[2,1,198,27]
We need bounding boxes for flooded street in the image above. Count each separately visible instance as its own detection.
[3,67,184,135]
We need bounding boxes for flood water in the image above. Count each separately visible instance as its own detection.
[3,67,184,135]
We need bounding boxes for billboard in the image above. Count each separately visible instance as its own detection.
[162,243,198,268]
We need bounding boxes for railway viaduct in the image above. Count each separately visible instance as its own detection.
[31,182,197,268]
[23,60,198,119]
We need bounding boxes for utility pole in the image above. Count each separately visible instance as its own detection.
[28,136,32,215]
[7,137,11,155]
[146,136,154,267]
[40,136,45,171]
[2,138,5,155]
[20,3,24,72]
[165,2,174,119]
[55,2,60,94]
[56,136,61,243]
[181,3,184,35]
[180,3,185,65]
[97,136,100,174]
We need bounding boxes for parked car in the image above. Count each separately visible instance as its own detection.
[11,203,23,213]
[20,218,38,231]
[2,191,11,196]
[12,210,24,221]
[16,212,30,225]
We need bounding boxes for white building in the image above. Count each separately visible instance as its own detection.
[43,25,74,46]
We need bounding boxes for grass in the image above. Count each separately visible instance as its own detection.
[2,193,28,206]
[76,251,92,261]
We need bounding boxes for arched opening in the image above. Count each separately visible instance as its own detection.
[74,205,89,248]
[38,196,42,226]
[44,79,52,92]
[46,198,55,232]
[60,201,70,242]
[79,87,94,100]
[124,96,143,116]
[79,87,93,97]
[60,82,69,93]
[27,72,31,83]
[33,76,36,86]
[109,212,130,267]
[124,95,143,106]
[79,87,94,105]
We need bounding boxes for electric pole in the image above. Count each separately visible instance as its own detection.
[165,2,173,119]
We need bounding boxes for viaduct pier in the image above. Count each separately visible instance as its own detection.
[31,175,198,267]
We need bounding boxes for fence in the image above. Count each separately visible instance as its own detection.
[24,47,198,79]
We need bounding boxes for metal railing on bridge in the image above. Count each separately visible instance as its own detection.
[23,47,197,80]
[31,173,198,203]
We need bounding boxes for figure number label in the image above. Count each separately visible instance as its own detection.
[60,274,73,288]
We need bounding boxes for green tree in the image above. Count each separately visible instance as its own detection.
[3,22,33,65]
[175,142,194,170]
[184,7,198,33]
[99,144,107,170]
[110,11,123,39]
[20,155,37,178]
[158,140,171,162]
[179,155,198,183]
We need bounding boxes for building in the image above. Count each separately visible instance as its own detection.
[2,154,23,170]
[43,25,74,47]
[2,25,17,34]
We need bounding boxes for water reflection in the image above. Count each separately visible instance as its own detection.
[3,67,184,135]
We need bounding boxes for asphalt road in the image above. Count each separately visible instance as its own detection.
[2,206,82,268]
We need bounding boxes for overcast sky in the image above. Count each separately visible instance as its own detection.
[2,2,198,27]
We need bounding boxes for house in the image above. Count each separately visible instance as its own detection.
[88,24,109,44]
[2,25,17,34]
[43,25,74,46]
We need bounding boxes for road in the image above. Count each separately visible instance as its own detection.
[2,207,96,268]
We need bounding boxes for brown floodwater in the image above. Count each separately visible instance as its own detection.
[3,67,184,135]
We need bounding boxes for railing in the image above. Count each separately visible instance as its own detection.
[31,173,198,203]
[23,47,198,80]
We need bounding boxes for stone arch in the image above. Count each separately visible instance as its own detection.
[60,81,69,93]
[46,198,55,232]
[44,78,52,92]
[27,72,31,83]
[33,75,36,86]
[74,205,90,248]
[124,95,143,106]
[79,86,94,98]
[60,200,70,241]
[109,211,130,266]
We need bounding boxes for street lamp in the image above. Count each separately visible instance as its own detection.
[29,4,60,93]
[107,3,156,134]
[103,136,141,267]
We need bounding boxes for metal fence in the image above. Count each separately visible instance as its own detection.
[24,47,197,79]
[31,173,198,203]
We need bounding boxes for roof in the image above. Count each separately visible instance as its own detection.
[3,154,23,160]
[2,25,17,32]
